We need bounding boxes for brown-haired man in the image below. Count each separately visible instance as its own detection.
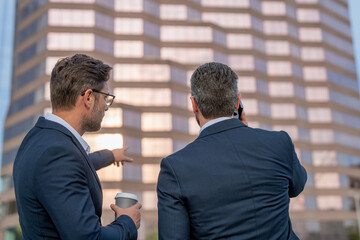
[13,54,141,240]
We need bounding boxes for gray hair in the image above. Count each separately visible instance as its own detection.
[190,62,238,119]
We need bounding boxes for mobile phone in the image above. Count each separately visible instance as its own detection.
[233,101,243,120]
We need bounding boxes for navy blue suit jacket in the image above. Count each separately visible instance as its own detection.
[13,117,137,240]
[157,119,307,240]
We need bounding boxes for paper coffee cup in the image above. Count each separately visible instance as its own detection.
[115,192,138,209]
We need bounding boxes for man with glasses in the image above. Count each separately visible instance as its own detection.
[13,54,141,240]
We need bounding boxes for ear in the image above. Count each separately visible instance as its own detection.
[81,89,94,110]
[235,93,241,110]
[190,96,198,114]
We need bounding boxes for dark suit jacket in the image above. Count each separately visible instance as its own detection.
[157,119,307,240]
[13,117,137,240]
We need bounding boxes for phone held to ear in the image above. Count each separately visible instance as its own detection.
[233,101,243,120]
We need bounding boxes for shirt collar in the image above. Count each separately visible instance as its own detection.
[199,117,232,134]
[45,112,91,154]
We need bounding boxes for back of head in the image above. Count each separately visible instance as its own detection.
[190,62,238,119]
[50,54,112,110]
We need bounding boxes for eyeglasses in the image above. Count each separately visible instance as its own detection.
[81,89,115,106]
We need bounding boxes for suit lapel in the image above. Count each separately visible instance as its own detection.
[36,117,102,189]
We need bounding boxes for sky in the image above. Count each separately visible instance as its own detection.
[0,1,16,174]
[349,0,360,90]
[0,0,359,171]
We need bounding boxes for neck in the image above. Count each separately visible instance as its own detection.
[52,109,84,136]
[198,115,233,128]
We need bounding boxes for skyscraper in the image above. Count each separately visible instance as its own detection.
[1,0,360,239]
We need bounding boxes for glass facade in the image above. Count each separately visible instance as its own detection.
[1,0,360,239]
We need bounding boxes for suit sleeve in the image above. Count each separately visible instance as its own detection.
[89,150,115,170]
[35,145,137,240]
[282,131,307,198]
[157,157,190,240]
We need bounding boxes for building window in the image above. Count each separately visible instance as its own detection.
[161,48,213,64]
[227,34,253,49]
[201,0,250,7]
[83,134,123,151]
[262,1,286,15]
[315,173,340,188]
[189,118,200,135]
[114,88,171,106]
[47,33,94,50]
[308,108,332,123]
[242,99,258,115]
[290,194,305,211]
[238,77,256,93]
[295,0,317,3]
[203,13,251,28]
[161,26,213,42]
[273,125,299,140]
[317,196,343,210]
[142,165,160,183]
[46,57,61,75]
[312,151,337,166]
[266,41,290,55]
[306,87,329,101]
[271,104,296,119]
[114,64,170,82]
[229,55,254,70]
[102,108,123,128]
[269,82,294,97]
[267,61,292,76]
[303,67,327,81]
[160,4,187,20]
[115,0,143,12]
[114,18,143,35]
[114,41,143,58]
[142,191,157,210]
[48,9,94,26]
[98,166,122,182]
[299,28,322,42]
[297,9,320,22]
[310,129,334,144]
[49,0,94,2]
[102,189,122,210]
[142,138,173,157]
[141,113,172,131]
[301,47,324,61]
[264,21,288,35]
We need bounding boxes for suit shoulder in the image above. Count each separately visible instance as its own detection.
[250,127,291,142]
[17,127,80,165]
[161,138,204,166]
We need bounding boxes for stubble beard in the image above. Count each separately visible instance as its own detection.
[81,103,104,133]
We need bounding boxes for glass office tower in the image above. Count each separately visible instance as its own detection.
[1,0,360,239]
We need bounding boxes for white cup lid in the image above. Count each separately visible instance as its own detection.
[115,192,138,201]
